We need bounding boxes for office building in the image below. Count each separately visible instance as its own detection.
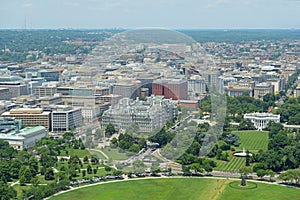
[254,82,274,99]
[0,88,11,100]
[34,86,57,97]
[188,75,206,97]
[51,106,83,132]
[0,126,48,150]
[152,79,188,100]
[1,108,51,131]
[102,96,178,133]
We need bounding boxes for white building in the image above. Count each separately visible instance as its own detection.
[81,106,101,123]
[0,126,48,150]
[188,75,206,97]
[51,106,83,132]
[102,96,178,133]
[244,112,280,131]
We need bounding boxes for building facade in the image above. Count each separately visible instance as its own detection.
[244,112,280,131]
[0,126,48,150]
[254,82,274,99]
[51,106,83,132]
[0,88,11,100]
[102,96,178,133]
[34,86,57,97]
[152,79,188,100]
[1,108,51,131]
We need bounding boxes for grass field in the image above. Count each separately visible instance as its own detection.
[50,178,300,200]
[102,147,128,160]
[214,131,269,172]
[88,150,107,160]
[214,156,246,172]
[234,131,269,151]
[60,147,91,158]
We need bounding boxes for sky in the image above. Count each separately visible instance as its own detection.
[0,0,300,29]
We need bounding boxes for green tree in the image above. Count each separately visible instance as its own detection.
[105,123,116,137]
[267,170,275,182]
[45,168,55,180]
[10,159,22,179]
[83,156,89,164]
[0,182,17,199]
[93,168,97,174]
[150,162,161,175]
[238,119,256,130]
[29,156,39,176]
[87,165,93,174]
[256,169,266,180]
[104,166,111,173]
[190,163,203,174]
[132,160,146,174]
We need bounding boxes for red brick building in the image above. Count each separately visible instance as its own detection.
[152,79,188,100]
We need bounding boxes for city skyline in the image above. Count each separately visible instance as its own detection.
[1,0,300,29]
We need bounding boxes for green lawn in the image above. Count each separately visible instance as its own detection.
[88,150,107,160]
[60,148,91,158]
[102,147,128,160]
[214,131,269,172]
[214,156,245,172]
[234,131,269,151]
[219,181,300,200]
[50,178,300,200]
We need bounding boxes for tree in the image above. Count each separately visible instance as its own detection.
[104,166,112,173]
[252,162,265,171]
[10,159,22,179]
[190,163,203,174]
[83,156,89,164]
[45,168,55,180]
[0,182,17,199]
[256,169,266,180]
[30,177,40,187]
[132,160,146,174]
[150,162,161,175]
[91,156,99,164]
[105,123,116,137]
[239,166,252,179]
[238,119,256,130]
[87,165,93,174]
[29,156,39,176]
[19,176,26,186]
[203,162,213,174]
[93,168,97,174]
[182,165,192,176]
[267,170,275,182]
[245,150,251,166]
[82,170,86,177]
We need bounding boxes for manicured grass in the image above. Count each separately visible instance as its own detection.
[218,181,300,200]
[102,147,128,160]
[50,178,300,200]
[60,148,91,158]
[233,131,269,151]
[88,150,107,160]
[214,131,269,172]
[214,156,245,172]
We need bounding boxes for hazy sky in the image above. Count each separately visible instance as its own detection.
[1,0,299,29]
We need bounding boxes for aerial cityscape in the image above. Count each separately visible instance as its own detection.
[0,0,300,200]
